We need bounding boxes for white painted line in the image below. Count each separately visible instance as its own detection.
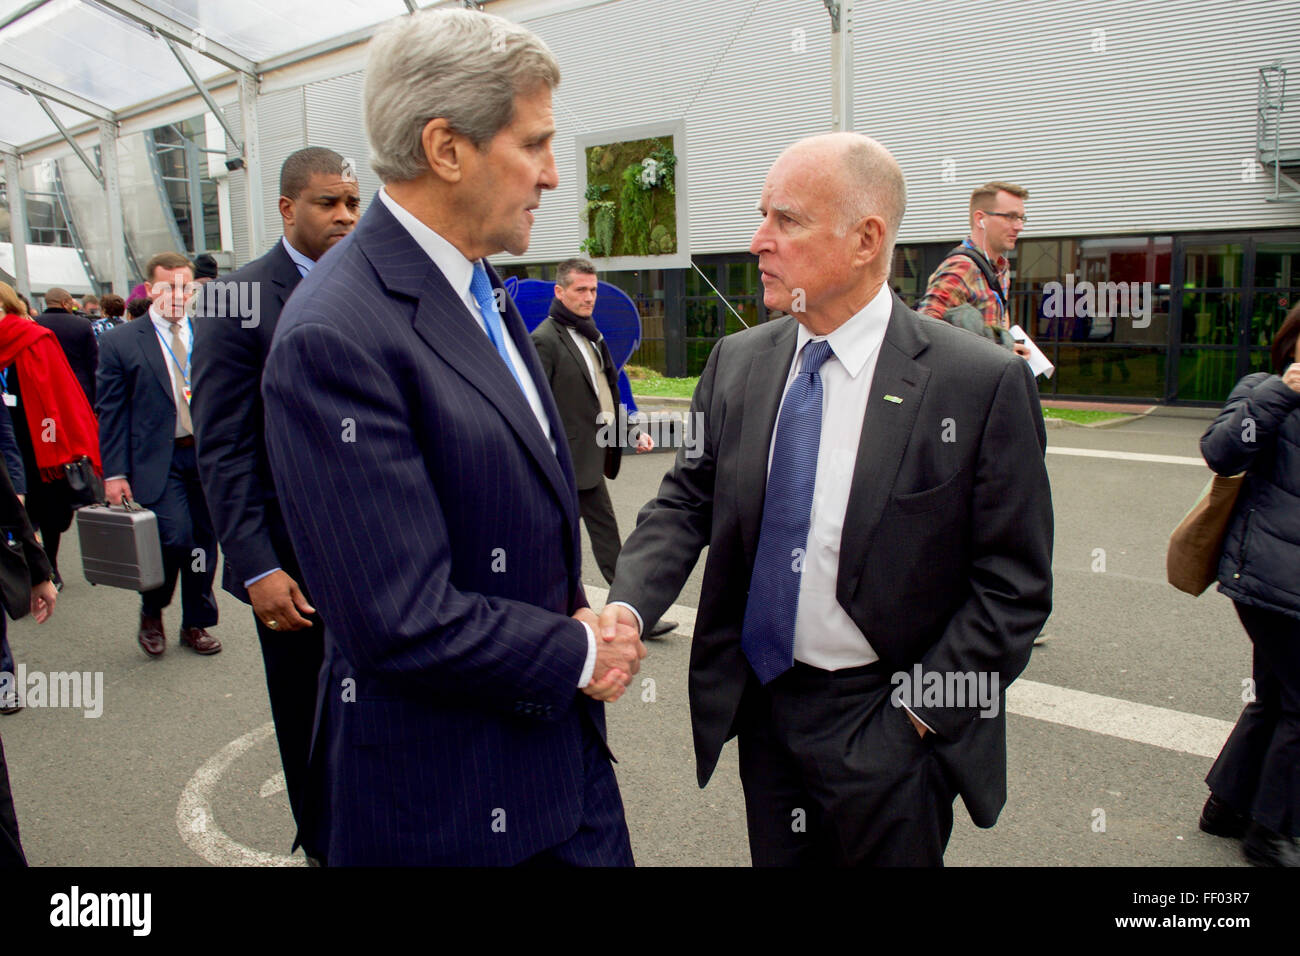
[177,721,305,867]
[1048,446,1207,467]
[1008,679,1233,758]
[259,771,287,799]
[586,587,1234,759]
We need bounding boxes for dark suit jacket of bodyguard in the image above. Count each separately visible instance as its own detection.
[262,198,608,865]
[192,240,305,603]
[531,316,623,490]
[608,296,1054,828]
[95,315,188,505]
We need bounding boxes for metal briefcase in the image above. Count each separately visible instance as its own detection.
[75,501,165,591]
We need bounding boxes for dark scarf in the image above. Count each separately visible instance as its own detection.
[548,298,602,344]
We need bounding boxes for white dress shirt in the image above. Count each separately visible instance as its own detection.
[376,188,595,685]
[775,282,892,670]
[150,306,193,439]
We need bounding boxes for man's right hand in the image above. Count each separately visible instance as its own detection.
[249,570,316,632]
[104,478,132,506]
[581,604,646,702]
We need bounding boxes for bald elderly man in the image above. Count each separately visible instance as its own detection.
[604,133,1053,866]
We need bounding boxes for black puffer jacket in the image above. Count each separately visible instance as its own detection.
[1202,371,1300,620]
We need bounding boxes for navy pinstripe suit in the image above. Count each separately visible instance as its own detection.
[262,198,632,865]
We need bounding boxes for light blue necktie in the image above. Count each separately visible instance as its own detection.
[741,339,835,684]
[469,261,524,392]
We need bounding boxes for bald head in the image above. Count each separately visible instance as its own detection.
[775,133,907,250]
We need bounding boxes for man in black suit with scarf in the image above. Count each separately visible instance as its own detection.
[191,146,359,860]
[531,258,674,636]
[603,133,1053,866]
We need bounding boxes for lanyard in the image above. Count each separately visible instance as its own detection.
[155,318,193,387]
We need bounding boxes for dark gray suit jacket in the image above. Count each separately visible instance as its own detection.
[608,294,1054,827]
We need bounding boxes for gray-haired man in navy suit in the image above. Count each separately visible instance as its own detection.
[262,8,643,866]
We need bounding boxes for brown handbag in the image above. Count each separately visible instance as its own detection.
[1166,472,1246,596]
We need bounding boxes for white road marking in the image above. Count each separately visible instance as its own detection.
[587,586,1233,759]
[1008,680,1232,758]
[176,721,305,867]
[1048,446,1206,467]
[259,771,287,799]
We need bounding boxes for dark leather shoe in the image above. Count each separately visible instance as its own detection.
[647,618,677,638]
[138,614,165,656]
[180,627,222,655]
[1243,822,1300,867]
[1199,794,1248,839]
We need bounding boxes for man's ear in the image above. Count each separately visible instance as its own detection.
[852,215,888,269]
[421,118,466,184]
[278,195,295,228]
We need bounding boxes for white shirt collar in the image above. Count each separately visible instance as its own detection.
[794,281,893,378]
[149,305,187,338]
[377,186,476,304]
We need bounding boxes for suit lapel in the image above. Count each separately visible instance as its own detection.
[266,241,301,323]
[356,201,577,533]
[737,318,798,563]
[836,296,931,603]
[135,317,174,402]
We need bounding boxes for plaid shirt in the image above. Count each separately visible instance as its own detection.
[917,239,1011,329]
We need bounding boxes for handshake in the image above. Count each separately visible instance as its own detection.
[572,604,646,703]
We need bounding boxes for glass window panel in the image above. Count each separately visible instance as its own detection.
[1013,239,1064,282]
[1177,348,1240,403]
[891,246,927,301]
[1050,346,1166,399]
[1181,291,1241,345]
[1184,244,1245,288]
[1077,236,1172,288]
[685,297,720,338]
[628,339,665,374]
[686,340,716,377]
[726,260,759,295]
[723,298,758,335]
[1249,291,1297,348]
[1254,243,1300,289]
[1248,349,1273,375]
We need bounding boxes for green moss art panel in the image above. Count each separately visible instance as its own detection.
[581,136,678,258]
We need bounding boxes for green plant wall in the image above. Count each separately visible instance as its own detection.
[580,136,677,258]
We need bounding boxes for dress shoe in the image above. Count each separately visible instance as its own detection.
[1199,794,1248,839]
[179,627,222,655]
[1243,822,1300,867]
[647,618,677,638]
[138,614,166,656]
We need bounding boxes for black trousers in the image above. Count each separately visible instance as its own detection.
[736,662,956,867]
[139,444,218,628]
[0,619,25,867]
[578,479,622,585]
[1206,601,1300,837]
[254,611,325,856]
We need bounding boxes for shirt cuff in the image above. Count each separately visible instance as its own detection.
[105,474,127,482]
[609,601,644,636]
[244,567,282,588]
[577,621,597,688]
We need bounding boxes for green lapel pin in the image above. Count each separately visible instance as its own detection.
[883,394,903,404]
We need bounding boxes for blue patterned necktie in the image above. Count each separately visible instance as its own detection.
[741,339,835,684]
[469,261,524,392]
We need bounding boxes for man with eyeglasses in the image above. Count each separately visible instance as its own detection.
[919,181,1031,358]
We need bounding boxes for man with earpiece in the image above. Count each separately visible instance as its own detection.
[918,181,1031,359]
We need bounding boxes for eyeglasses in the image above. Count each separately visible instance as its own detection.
[984,211,1028,225]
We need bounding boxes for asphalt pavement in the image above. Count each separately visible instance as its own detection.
[2,407,1257,867]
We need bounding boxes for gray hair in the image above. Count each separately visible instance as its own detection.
[836,135,907,260]
[364,8,561,184]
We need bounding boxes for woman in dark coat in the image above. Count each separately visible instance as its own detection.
[1199,303,1300,867]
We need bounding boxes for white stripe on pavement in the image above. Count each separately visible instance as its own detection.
[588,586,1234,759]
[1007,680,1232,759]
[1048,446,1207,467]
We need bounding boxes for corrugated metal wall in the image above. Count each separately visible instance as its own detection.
[225,0,1300,265]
